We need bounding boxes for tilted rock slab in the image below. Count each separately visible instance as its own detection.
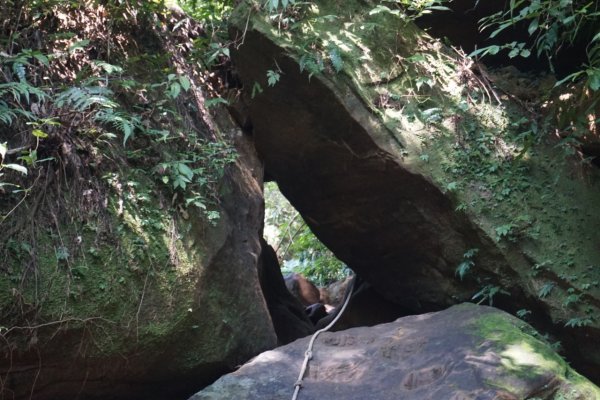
[229,0,600,381]
[191,304,599,400]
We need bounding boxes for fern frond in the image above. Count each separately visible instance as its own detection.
[0,102,16,125]
[0,100,36,125]
[328,46,344,72]
[0,82,48,104]
[94,109,142,145]
[55,86,117,112]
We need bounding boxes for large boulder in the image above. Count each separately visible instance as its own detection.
[0,119,277,400]
[190,303,600,400]
[0,5,282,399]
[229,0,600,382]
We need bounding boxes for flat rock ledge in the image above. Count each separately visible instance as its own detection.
[190,303,599,400]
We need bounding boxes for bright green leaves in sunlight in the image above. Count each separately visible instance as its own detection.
[264,182,347,285]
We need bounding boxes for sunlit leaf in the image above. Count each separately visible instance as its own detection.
[32,129,48,138]
[3,163,27,175]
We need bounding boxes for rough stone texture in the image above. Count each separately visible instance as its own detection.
[0,117,277,400]
[190,304,600,400]
[315,281,409,331]
[258,238,315,345]
[229,0,600,382]
[319,276,353,306]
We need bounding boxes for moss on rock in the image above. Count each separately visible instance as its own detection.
[229,0,600,383]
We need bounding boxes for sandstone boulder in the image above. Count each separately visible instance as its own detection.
[229,0,600,380]
[190,304,600,400]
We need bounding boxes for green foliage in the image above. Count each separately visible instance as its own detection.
[455,248,479,280]
[264,182,347,285]
[0,0,239,224]
[156,139,236,222]
[179,0,233,22]
[494,223,514,241]
[538,282,555,298]
[565,317,593,328]
[472,284,509,306]
[266,69,281,86]
[264,0,297,13]
[368,0,450,20]
[474,0,600,89]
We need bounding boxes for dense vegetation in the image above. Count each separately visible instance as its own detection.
[0,0,598,381]
[264,182,347,285]
[2,0,598,287]
[0,0,246,367]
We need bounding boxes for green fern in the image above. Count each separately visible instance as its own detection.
[55,86,117,112]
[94,109,141,145]
[0,82,48,104]
[0,101,36,125]
[327,46,344,72]
[299,52,324,78]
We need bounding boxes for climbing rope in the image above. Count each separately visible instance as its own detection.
[291,275,356,400]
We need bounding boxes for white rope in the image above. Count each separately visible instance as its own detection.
[291,275,356,400]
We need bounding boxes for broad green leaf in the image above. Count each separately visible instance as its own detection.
[588,69,600,91]
[205,97,228,108]
[169,82,181,98]
[32,129,48,138]
[490,22,512,38]
[368,5,399,16]
[562,15,575,25]
[179,76,191,91]
[487,45,501,55]
[93,60,123,74]
[527,19,538,36]
[33,52,49,66]
[178,163,194,180]
[4,163,27,175]
[469,45,500,58]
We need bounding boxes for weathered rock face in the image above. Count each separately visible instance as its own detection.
[190,304,600,400]
[0,121,277,400]
[315,281,409,332]
[258,238,315,345]
[229,0,600,382]
[0,7,285,398]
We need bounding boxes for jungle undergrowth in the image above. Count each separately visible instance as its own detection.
[0,0,240,379]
